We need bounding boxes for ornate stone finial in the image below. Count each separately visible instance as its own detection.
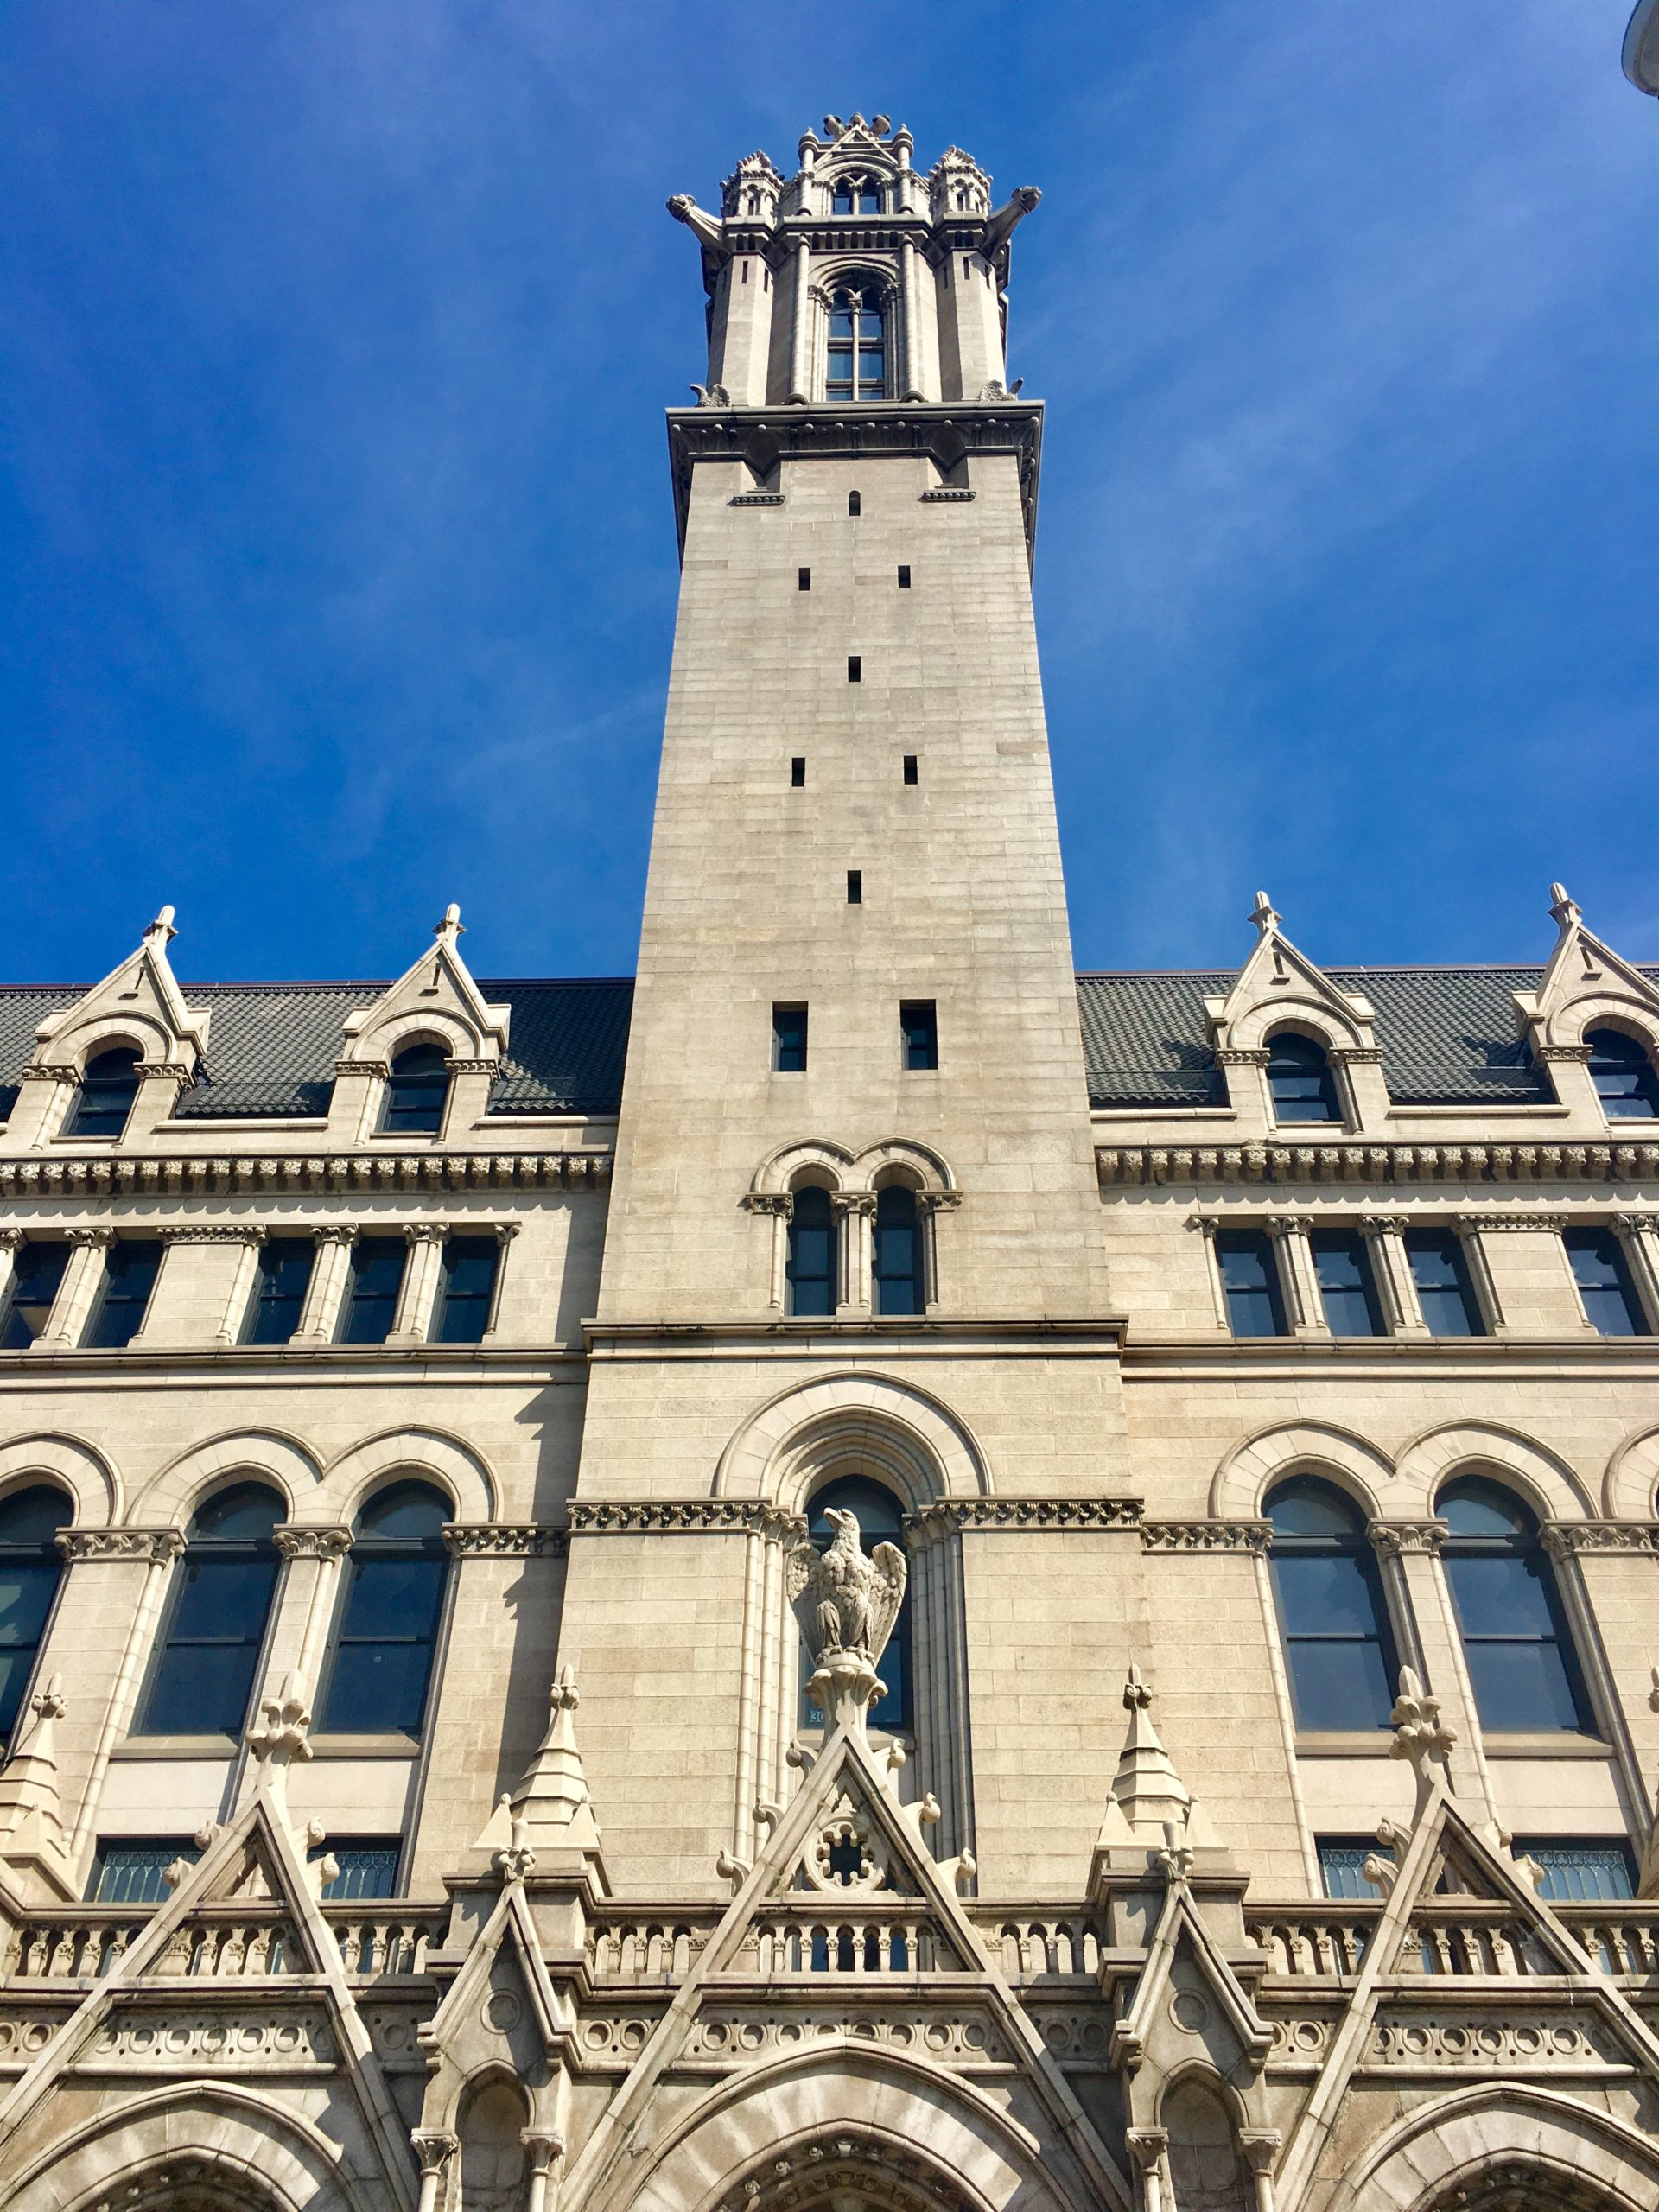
[472,1662,602,1865]
[1250,889,1281,938]
[245,1670,314,1811]
[433,902,463,947]
[143,905,178,947]
[1550,881,1581,931]
[1096,1664,1220,1854]
[1389,1666,1455,1818]
[785,1509,908,1732]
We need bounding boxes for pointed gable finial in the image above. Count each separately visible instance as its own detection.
[1095,1663,1224,1855]
[143,904,177,949]
[1549,882,1581,932]
[245,1669,314,1814]
[1389,1665,1455,1819]
[1249,889,1281,939]
[434,901,463,948]
[472,1661,604,1869]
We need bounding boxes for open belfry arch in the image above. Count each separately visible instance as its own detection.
[4,105,1659,2212]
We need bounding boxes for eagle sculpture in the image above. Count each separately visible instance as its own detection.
[786,1508,907,1668]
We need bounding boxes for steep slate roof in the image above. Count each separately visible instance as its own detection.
[0,979,635,1122]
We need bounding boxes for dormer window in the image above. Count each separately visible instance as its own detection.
[1266,1032,1342,1124]
[1586,1027,1659,1120]
[826,283,886,401]
[380,1041,449,1136]
[831,176,882,214]
[66,1046,142,1140]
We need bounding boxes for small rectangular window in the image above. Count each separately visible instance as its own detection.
[847,655,861,683]
[90,1838,200,1905]
[901,1001,938,1071]
[791,756,806,787]
[847,870,862,905]
[1316,1837,1383,1900]
[1564,1227,1649,1336]
[897,564,911,588]
[848,490,861,516]
[315,1837,403,1901]
[84,1240,162,1350]
[0,1241,68,1350]
[336,1236,408,1345]
[772,1004,808,1073]
[242,1236,315,1346]
[1309,1229,1384,1337]
[798,567,811,591]
[431,1236,499,1344]
[1214,1229,1287,1338]
[1511,1838,1637,1903]
[902,754,918,785]
[1405,1229,1484,1337]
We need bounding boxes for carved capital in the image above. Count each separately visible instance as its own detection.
[18,1064,77,1085]
[830,1192,876,1219]
[1238,2130,1281,2176]
[1537,1043,1594,1063]
[411,2131,460,2177]
[336,1058,391,1080]
[403,1223,448,1247]
[135,1061,192,1083]
[1126,2129,1167,2171]
[443,1057,497,1075]
[58,1526,185,1565]
[915,1190,963,1216]
[521,2130,565,2175]
[0,1228,23,1253]
[442,1522,567,1558]
[311,1224,359,1248]
[67,1226,114,1249]
[1369,1519,1448,1558]
[1328,1046,1384,1065]
[741,1192,793,1217]
[274,1524,353,1562]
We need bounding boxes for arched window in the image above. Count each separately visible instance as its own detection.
[1266,1032,1341,1123]
[66,1045,141,1140]
[137,1483,283,1738]
[0,1484,71,1742]
[786,1185,838,1316]
[460,2080,530,2212]
[1439,1476,1593,1735]
[825,282,886,400]
[1265,1478,1397,1731]
[1162,2079,1249,2212]
[1586,1027,1659,1119]
[831,175,882,214]
[800,1476,912,1732]
[379,1041,450,1136]
[873,1185,922,1316]
[319,1480,450,1738]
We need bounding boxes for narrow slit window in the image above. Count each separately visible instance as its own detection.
[785,1187,837,1317]
[872,1186,923,1317]
[846,870,862,905]
[897,564,911,588]
[848,490,861,516]
[798,567,811,591]
[901,1001,938,1070]
[791,756,806,787]
[772,1005,808,1073]
[847,655,861,683]
[902,754,918,785]
[0,1484,71,1743]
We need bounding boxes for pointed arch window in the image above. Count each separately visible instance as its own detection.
[872,1185,922,1316]
[1586,1027,1659,1119]
[319,1480,450,1738]
[800,1476,912,1732]
[379,1041,450,1136]
[66,1046,142,1140]
[786,1185,838,1316]
[1266,1478,1398,1731]
[1439,1476,1594,1735]
[0,1484,71,1743]
[1266,1032,1341,1124]
[825,282,887,400]
[137,1483,283,1738]
[831,176,882,214]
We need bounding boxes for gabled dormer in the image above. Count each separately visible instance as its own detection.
[332,904,511,1144]
[1204,893,1386,1137]
[1514,885,1659,1132]
[10,906,211,1147]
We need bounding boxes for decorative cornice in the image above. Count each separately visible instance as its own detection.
[1102,1141,1659,1189]
[565,1499,805,1539]
[1141,1519,1272,1554]
[0,1151,612,1198]
[17,1065,76,1085]
[57,1527,185,1564]
[1454,1211,1570,1232]
[1542,1520,1659,1557]
[273,1524,352,1561]
[1368,1519,1448,1557]
[905,1497,1142,1545]
[442,1522,567,1558]
[1536,1045,1594,1064]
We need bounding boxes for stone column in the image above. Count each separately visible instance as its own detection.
[523,2129,565,2212]
[899,238,923,399]
[917,1191,961,1309]
[0,1227,21,1315]
[34,1229,112,1350]
[1374,1520,1494,1821]
[389,1224,447,1345]
[1359,1217,1427,1337]
[1615,1212,1659,1332]
[1541,1524,1648,1814]
[146,1226,253,1348]
[787,238,812,404]
[1239,2132,1281,2212]
[270,1529,354,1705]
[1452,1217,1508,1335]
[1266,1217,1325,1336]
[411,2131,458,2212]
[832,1194,874,1313]
[54,1529,188,1864]
[1126,2128,1168,2212]
[290,1224,356,1346]
[1191,1217,1230,1330]
[741,1193,791,1310]
[214,1229,268,1345]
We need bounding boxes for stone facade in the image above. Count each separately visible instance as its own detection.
[1,109,1658,2212]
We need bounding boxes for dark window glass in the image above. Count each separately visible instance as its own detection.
[1310,1229,1384,1337]
[847,870,862,904]
[320,1481,449,1738]
[380,1042,449,1136]
[0,1484,71,1741]
[902,753,918,785]
[138,1484,283,1738]
[791,756,805,787]
[826,286,884,399]
[337,1237,408,1345]
[786,1186,837,1317]
[873,1186,922,1317]
[0,1243,68,1350]
[1267,1479,1396,1731]
[432,1236,499,1343]
[1586,1027,1659,1120]
[847,655,861,683]
[1215,1230,1287,1338]
[848,491,861,516]
[897,564,911,588]
[1267,1033,1341,1123]
[242,1237,315,1346]
[67,1046,141,1140]
[315,1837,402,1900]
[91,1838,199,1905]
[1440,1477,1593,1734]
[798,567,811,590]
[1565,1227,1648,1336]
[1317,1837,1383,1900]
[801,1477,910,1731]
[1405,1230,1484,1337]
[901,1001,938,1071]
[772,1005,808,1073]
[1512,1839,1636,1903]
[84,1241,162,1350]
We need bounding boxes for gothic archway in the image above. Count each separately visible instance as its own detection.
[709,2133,987,2212]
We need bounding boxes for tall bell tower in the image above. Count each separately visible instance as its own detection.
[559,120,1122,1894]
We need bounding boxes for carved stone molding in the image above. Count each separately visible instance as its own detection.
[0,1228,22,1252]
[1369,1519,1449,1557]
[17,1065,76,1085]
[58,1527,185,1565]
[67,1226,114,1249]
[274,1525,353,1562]
[905,1497,1142,1546]
[1328,1047,1385,1065]
[135,1062,193,1084]
[711,2136,979,2212]
[1541,1521,1659,1558]
[0,1152,612,1198]
[443,1058,498,1076]
[337,1058,391,1080]
[830,1192,876,1219]
[1536,1045,1594,1064]
[159,1224,263,1244]
[1141,1519,1272,1554]
[916,1190,963,1216]
[442,1522,567,1558]
[1214,1049,1270,1068]
[1453,1211,1569,1234]
[740,1191,792,1216]
[565,1499,806,1540]
[1102,1140,1659,1189]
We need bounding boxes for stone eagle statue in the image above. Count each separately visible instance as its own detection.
[786,1508,907,1668]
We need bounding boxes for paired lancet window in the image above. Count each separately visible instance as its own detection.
[1265,1479,1396,1732]
[830,176,882,214]
[825,282,887,401]
[1439,1477,1592,1735]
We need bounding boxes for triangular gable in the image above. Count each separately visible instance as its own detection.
[1112,1869,1270,2080]
[427,1874,567,2072]
[33,906,209,1075]
[1515,884,1659,1054]
[339,904,511,1067]
[1205,893,1375,1057]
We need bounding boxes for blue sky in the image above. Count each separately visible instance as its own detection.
[3,2,1655,986]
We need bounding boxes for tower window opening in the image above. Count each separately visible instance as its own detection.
[848,490,861,516]
[785,1186,836,1317]
[772,1004,808,1073]
[791,756,806,787]
[847,870,862,905]
[901,1001,938,1070]
[798,567,811,591]
[873,1185,923,1317]
[848,655,861,682]
[902,754,918,785]
[826,283,886,400]
[897,564,911,588]
[831,176,883,215]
